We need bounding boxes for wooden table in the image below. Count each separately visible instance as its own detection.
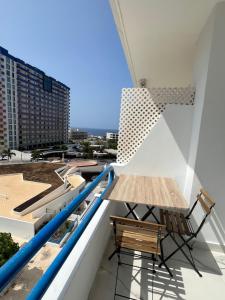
[104,175,188,221]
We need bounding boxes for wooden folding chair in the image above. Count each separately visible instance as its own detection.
[109,216,172,300]
[159,189,215,277]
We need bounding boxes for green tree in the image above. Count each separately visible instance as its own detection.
[80,141,93,158]
[80,141,91,153]
[0,152,6,160]
[0,233,19,267]
[60,144,68,151]
[2,148,16,160]
[107,140,118,150]
[52,144,68,151]
[31,150,43,161]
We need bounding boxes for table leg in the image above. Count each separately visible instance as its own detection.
[141,205,159,223]
[124,203,139,220]
[124,204,138,218]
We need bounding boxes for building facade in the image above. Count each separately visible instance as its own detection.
[0,46,70,151]
[106,132,118,140]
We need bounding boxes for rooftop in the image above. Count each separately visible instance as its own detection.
[1,237,60,300]
[0,174,50,222]
[0,163,65,221]
[66,160,98,168]
[0,163,64,197]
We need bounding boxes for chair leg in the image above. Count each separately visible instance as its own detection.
[158,232,170,269]
[179,234,193,251]
[159,255,173,277]
[114,261,120,300]
[108,249,117,261]
[158,237,173,277]
[160,234,202,277]
[152,254,156,274]
[117,247,121,265]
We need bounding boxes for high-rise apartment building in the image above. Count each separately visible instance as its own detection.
[0,46,70,151]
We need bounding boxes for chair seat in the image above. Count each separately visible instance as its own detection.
[160,209,192,236]
[116,224,161,255]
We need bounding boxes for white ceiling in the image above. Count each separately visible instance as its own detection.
[110,0,223,87]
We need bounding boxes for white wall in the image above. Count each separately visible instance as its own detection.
[184,7,215,200]
[0,216,35,239]
[114,104,194,192]
[34,214,52,232]
[186,2,225,247]
[32,185,85,219]
[42,201,118,300]
[16,184,66,216]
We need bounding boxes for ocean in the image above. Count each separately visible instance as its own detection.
[76,127,118,137]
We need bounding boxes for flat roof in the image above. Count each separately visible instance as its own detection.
[67,174,85,188]
[0,162,64,193]
[1,239,60,299]
[0,174,51,222]
[0,163,65,221]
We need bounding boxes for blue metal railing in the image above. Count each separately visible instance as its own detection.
[0,165,114,299]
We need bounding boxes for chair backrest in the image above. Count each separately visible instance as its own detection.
[188,189,215,236]
[110,216,165,255]
[197,189,215,215]
[110,216,164,233]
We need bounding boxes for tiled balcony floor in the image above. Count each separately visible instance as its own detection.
[88,237,225,300]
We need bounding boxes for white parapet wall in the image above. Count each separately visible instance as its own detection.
[14,184,66,216]
[32,182,85,219]
[42,200,119,300]
[0,216,35,240]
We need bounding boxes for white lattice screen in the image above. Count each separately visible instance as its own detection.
[117,87,195,164]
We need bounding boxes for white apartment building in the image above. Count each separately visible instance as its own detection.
[106,132,118,140]
[0,46,70,151]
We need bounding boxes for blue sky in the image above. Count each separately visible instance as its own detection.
[0,0,132,129]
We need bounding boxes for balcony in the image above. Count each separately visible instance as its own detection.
[0,166,224,300]
[89,235,225,300]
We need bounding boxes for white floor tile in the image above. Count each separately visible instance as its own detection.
[88,239,225,300]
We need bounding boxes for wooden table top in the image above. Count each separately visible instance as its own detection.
[104,175,189,211]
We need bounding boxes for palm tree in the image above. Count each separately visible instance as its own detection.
[31,150,42,161]
[2,149,16,160]
[80,141,93,159]
[60,144,68,151]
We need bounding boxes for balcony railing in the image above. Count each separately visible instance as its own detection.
[0,165,114,299]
